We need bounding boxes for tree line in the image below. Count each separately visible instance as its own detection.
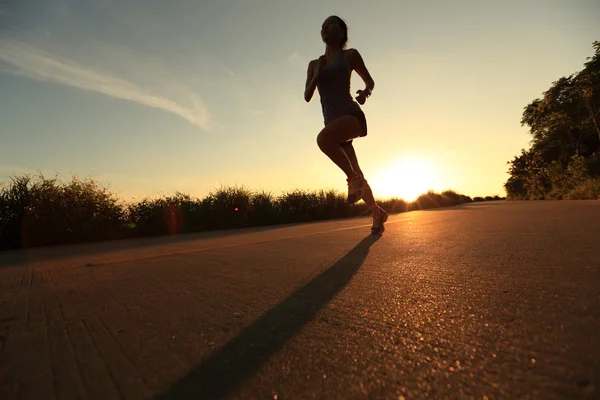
[505,41,600,200]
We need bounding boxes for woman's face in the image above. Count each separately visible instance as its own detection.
[321,17,343,45]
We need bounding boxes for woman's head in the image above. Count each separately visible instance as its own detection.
[321,16,348,49]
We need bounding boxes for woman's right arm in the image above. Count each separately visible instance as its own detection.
[304,60,319,102]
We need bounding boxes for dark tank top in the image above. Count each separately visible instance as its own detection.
[316,50,361,125]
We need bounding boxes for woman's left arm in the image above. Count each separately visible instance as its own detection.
[348,48,375,103]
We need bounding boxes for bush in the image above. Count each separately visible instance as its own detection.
[248,191,279,226]
[198,186,253,230]
[276,189,320,223]
[412,190,466,210]
[0,174,125,249]
[379,197,409,214]
[0,173,478,250]
[522,154,599,200]
[413,191,440,209]
[564,178,600,200]
[126,192,203,236]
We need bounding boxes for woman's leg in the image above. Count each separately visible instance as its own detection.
[316,116,363,179]
[344,142,388,234]
[342,143,380,212]
[341,142,363,180]
[340,110,368,180]
[327,119,388,234]
[319,119,388,233]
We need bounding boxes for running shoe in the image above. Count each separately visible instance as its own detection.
[371,207,389,234]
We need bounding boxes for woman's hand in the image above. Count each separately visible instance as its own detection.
[355,89,370,105]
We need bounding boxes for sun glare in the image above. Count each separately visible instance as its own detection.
[370,156,441,202]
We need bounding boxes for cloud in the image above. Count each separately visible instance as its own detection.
[287,50,307,68]
[287,50,301,62]
[0,38,211,129]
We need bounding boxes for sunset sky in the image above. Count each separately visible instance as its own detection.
[1,0,599,201]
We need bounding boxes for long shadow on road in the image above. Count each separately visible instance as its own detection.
[156,234,381,400]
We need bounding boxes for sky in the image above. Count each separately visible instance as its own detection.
[1,0,599,202]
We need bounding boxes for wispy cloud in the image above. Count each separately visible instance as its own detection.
[287,50,306,67]
[287,50,301,63]
[0,38,211,129]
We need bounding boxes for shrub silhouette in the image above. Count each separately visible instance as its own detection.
[0,174,124,249]
[0,173,478,250]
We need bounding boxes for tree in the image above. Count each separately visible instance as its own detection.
[576,41,600,141]
[506,41,600,200]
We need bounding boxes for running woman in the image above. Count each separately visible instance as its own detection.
[304,15,388,234]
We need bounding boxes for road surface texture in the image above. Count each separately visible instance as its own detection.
[0,200,598,400]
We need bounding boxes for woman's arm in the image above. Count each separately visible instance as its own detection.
[304,56,326,102]
[347,48,375,103]
[304,60,318,102]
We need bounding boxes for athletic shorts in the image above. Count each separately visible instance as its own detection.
[336,109,367,147]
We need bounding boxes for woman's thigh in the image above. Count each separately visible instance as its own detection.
[317,115,363,145]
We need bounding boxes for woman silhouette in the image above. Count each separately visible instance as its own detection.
[304,15,388,234]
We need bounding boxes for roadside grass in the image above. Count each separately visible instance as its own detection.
[0,173,499,250]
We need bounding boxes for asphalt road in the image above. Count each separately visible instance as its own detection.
[0,200,598,399]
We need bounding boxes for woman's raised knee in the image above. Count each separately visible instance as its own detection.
[316,130,331,149]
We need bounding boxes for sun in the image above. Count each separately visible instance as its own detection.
[369,156,440,201]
